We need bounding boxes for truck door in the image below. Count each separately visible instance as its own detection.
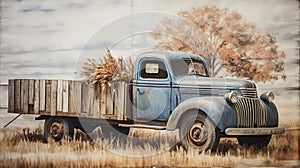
[133,59,171,122]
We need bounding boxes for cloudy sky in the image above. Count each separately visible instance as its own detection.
[0,0,299,87]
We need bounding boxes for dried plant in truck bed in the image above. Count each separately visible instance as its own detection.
[80,49,132,87]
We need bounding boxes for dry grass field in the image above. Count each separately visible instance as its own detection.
[0,121,299,168]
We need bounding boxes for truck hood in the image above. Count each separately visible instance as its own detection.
[175,76,256,89]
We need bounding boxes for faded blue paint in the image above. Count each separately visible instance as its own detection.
[132,51,280,134]
[133,57,171,122]
[165,97,237,131]
[262,101,279,127]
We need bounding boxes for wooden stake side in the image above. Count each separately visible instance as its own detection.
[14,79,21,112]
[45,80,51,113]
[106,84,113,115]
[39,80,46,111]
[22,79,29,114]
[34,80,40,114]
[57,80,63,112]
[62,80,69,112]
[28,80,34,105]
[8,80,15,113]
[50,80,58,116]
[100,84,107,115]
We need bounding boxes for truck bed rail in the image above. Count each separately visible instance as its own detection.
[8,79,130,121]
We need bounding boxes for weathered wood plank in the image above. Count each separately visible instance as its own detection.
[20,80,24,112]
[113,83,118,117]
[22,80,29,114]
[56,80,63,112]
[14,79,21,111]
[39,80,46,111]
[87,86,94,116]
[8,80,15,112]
[118,82,125,120]
[50,80,57,116]
[62,80,69,112]
[74,81,82,113]
[28,80,34,105]
[92,85,101,117]
[81,82,89,113]
[100,84,107,115]
[69,81,81,113]
[106,84,113,115]
[123,82,129,120]
[45,80,51,113]
[34,80,40,114]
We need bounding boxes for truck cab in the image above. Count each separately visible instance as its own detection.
[130,51,284,151]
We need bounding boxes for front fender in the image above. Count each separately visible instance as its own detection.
[262,101,279,127]
[166,97,236,131]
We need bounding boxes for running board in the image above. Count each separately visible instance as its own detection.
[118,123,166,130]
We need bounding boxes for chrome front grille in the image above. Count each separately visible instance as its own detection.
[233,98,267,128]
[239,88,258,98]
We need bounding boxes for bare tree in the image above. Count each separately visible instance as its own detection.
[150,6,286,82]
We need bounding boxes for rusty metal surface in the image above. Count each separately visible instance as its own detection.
[225,127,285,135]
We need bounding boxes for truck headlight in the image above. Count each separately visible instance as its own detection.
[225,91,238,104]
[260,91,275,102]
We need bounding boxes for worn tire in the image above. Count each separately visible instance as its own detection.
[237,135,271,148]
[179,112,219,152]
[44,117,72,142]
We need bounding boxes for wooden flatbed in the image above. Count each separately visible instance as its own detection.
[8,79,130,121]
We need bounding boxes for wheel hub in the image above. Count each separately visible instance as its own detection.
[50,122,64,141]
[189,122,208,146]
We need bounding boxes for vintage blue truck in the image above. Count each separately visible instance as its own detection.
[8,51,285,151]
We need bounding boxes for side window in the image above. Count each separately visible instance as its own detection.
[140,60,168,79]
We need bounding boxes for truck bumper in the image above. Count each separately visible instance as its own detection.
[225,127,285,136]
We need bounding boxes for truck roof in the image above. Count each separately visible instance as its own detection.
[135,50,207,63]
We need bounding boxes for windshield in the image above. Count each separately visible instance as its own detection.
[170,58,208,77]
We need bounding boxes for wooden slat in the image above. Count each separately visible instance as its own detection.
[50,80,57,116]
[45,80,51,112]
[69,81,81,113]
[81,82,89,113]
[100,84,107,115]
[106,84,113,115]
[14,79,21,111]
[8,80,15,112]
[22,79,29,114]
[68,81,73,112]
[56,80,63,112]
[28,80,34,105]
[92,85,101,117]
[113,83,118,117]
[34,80,40,114]
[118,82,125,120]
[75,81,82,113]
[20,80,24,112]
[39,80,46,111]
[62,80,69,112]
[113,82,125,120]
[88,86,95,116]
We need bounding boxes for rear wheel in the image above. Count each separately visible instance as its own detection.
[44,117,72,142]
[179,112,219,152]
[237,135,271,148]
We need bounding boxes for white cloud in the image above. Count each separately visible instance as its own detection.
[0,0,298,86]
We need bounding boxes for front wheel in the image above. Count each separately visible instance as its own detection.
[179,112,219,152]
[237,135,271,148]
